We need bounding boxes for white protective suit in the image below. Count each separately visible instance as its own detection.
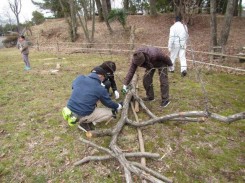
[168,21,189,73]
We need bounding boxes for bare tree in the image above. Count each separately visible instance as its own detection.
[123,0,129,11]
[149,0,157,16]
[219,0,235,50]
[106,0,111,12]
[210,0,218,47]
[59,0,78,42]
[101,0,112,33]
[77,0,96,43]
[95,0,104,21]
[8,0,21,33]
[238,0,242,17]
[233,0,239,16]
[4,10,15,27]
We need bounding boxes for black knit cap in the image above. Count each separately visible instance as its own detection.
[100,61,116,73]
[91,66,107,76]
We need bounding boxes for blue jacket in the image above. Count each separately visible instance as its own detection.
[67,73,119,116]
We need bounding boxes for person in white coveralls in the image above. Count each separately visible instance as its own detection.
[168,16,189,77]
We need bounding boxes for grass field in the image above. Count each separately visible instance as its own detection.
[0,48,244,183]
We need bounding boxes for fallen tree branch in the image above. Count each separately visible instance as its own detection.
[126,111,208,127]
[74,152,160,166]
[132,162,173,183]
[85,128,113,137]
[133,93,157,118]
[209,111,245,123]
[126,111,244,127]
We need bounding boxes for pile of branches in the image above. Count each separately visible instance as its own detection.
[74,75,244,183]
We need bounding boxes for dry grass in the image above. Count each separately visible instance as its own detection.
[0,47,244,182]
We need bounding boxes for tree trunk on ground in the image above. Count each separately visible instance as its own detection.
[219,0,235,50]
[210,0,218,48]
[149,0,157,16]
[101,0,112,33]
[95,0,104,21]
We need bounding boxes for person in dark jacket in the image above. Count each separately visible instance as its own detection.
[62,66,122,132]
[99,61,120,100]
[123,46,173,107]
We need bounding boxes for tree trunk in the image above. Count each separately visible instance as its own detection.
[233,0,238,16]
[219,0,235,49]
[238,0,242,17]
[76,0,96,43]
[101,0,113,33]
[173,0,184,17]
[80,0,89,21]
[95,0,104,21]
[149,0,157,16]
[91,0,96,42]
[69,0,77,42]
[123,0,129,11]
[210,0,218,47]
[106,0,111,12]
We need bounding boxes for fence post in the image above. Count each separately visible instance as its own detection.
[56,40,60,59]
[36,34,40,51]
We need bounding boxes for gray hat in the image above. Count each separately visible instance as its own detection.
[132,52,145,66]
[91,66,107,76]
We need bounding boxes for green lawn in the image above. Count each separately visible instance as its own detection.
[0,48,244,183]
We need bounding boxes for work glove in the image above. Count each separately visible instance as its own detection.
[117,102,123,110]
[121,85,128,95]
[112,102,123,118]
[114,90,120,100]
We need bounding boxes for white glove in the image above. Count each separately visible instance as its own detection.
[117,103,122,110]
[114,90,120,99]
[168,47,171,52]
[122,85,128,94]
[20,48,23,52]
[101,83,105,87]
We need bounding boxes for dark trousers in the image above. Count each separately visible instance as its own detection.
[143,67,169,102]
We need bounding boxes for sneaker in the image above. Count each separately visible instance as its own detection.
[161,100,170,107]
[181,70,187,77]
[78,122,95,132]
[25,66,31,71]
[142,97,155,101]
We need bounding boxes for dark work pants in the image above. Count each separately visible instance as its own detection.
[143,67,169,102]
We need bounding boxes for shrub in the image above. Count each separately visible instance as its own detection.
[2,33,19,48]
[107,8,127,29]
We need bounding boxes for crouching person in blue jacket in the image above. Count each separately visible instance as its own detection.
[62,66,122,132]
